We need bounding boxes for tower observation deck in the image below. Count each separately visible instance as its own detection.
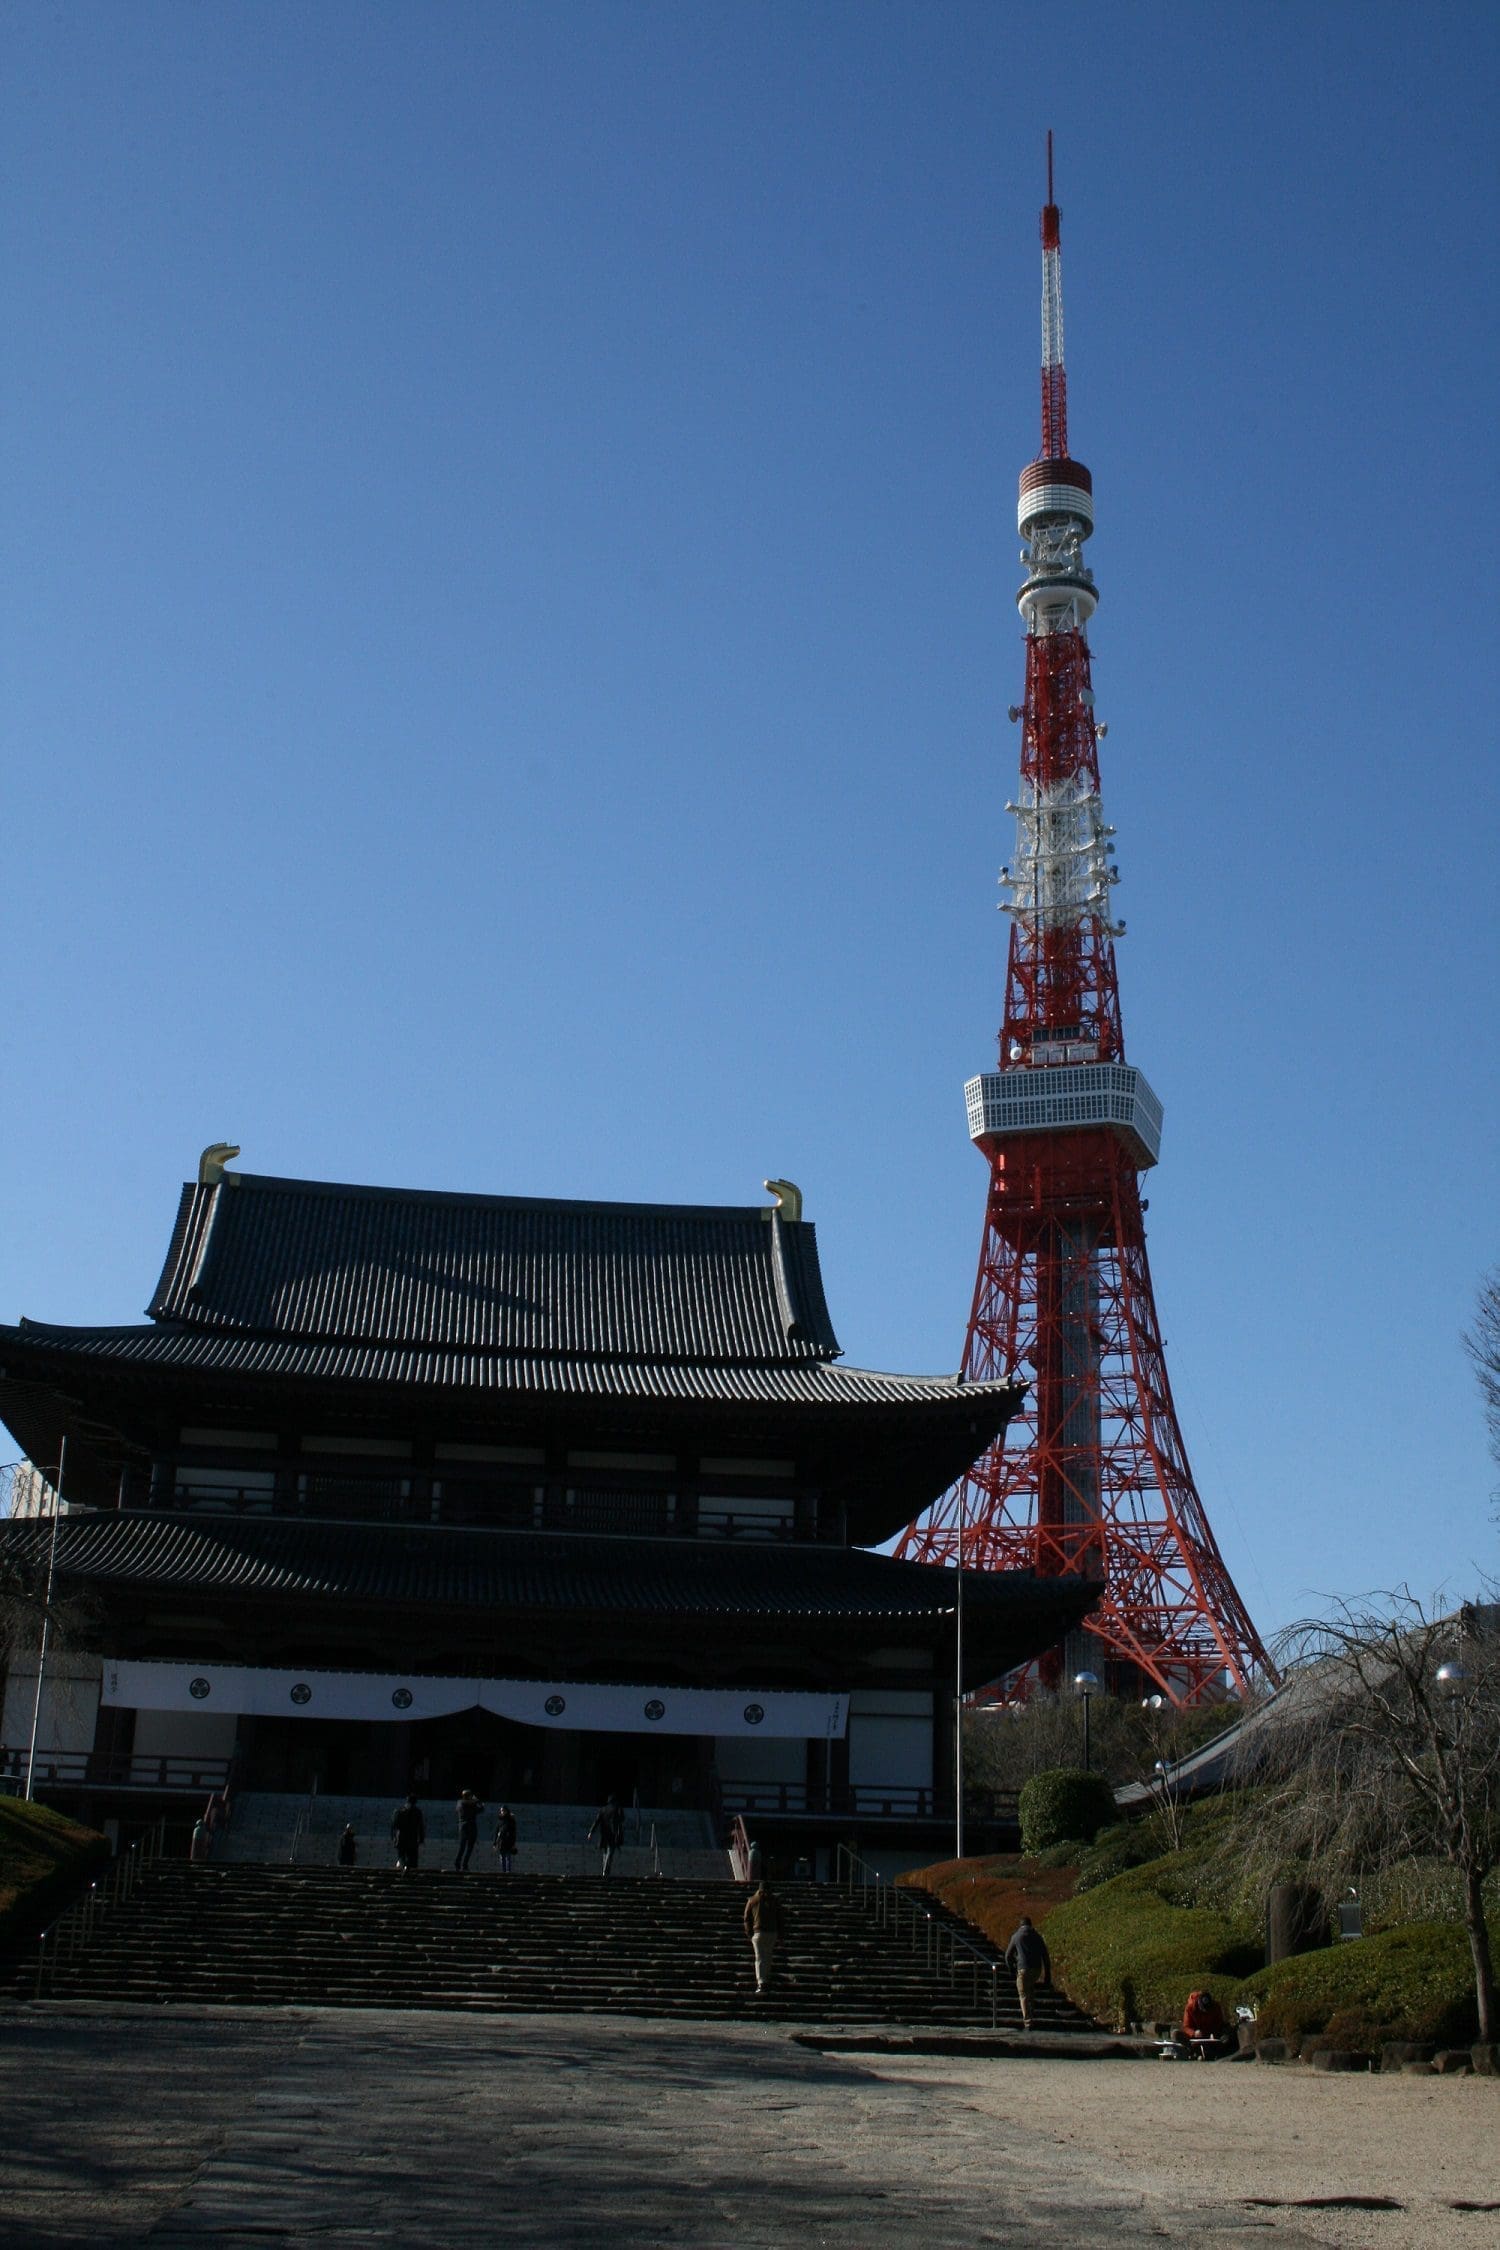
[894,144,1273,1705]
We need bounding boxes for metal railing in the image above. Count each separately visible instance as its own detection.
[721,1780,1020,1823]
[836,1843,1006,2028]
[288,1776,320,1865]
[0,1746,233,1794]
[33,1818,169,2000]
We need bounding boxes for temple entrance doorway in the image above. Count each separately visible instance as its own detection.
[407,1710,538,1802]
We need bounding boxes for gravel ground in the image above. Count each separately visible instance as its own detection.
[0,2006,1495,2249]
[855,2049,1500,2250]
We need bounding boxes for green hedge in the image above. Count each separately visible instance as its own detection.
[1244,1921,1487,2049]
[1017,1768,1116,1854]
[0,1796,110,1955]
[1043,1858,1260,2027]
[1037,1809,1497,2044]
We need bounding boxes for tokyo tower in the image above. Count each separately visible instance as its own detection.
[896,143,1273,1705]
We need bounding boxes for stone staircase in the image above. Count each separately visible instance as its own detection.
[19,1863,1091,2029]
[221,1793,728,1881]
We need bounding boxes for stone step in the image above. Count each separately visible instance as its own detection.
[19,1863,1097,2033]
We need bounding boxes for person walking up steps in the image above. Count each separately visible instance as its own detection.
[391,1793,425,1873]
[743,1879,784,1996]
[1004,1914,1051,2030]
[493,1805,518,1872]
[588,1795,625,1875]
[336,1824,357,1868]
[454,1789,484,1872]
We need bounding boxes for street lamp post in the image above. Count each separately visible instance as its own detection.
[1073,1669,1101,1773]
[953,1481,966,1864]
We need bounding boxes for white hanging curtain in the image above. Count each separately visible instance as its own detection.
[102,1660,847,1739]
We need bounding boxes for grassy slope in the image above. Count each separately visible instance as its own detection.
[0,1795,110,1953]
[906,1813,1499,2047]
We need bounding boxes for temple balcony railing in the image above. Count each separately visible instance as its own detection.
[719,1781,1021,1825]
[166,1480,822,1542]
[1,1745,233,1795]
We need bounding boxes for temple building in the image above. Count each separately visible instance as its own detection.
[0,1152,1095,1856]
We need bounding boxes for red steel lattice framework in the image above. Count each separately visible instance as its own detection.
[895,144,1273,1705]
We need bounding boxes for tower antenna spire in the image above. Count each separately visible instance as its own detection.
[1040,133,1067,459]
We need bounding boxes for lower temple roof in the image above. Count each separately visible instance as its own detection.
[0,1509,1097,1690]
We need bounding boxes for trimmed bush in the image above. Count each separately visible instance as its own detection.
[1044,1860,1259,2027]
[1018,1768,1116,1854]
[897,1852,1079,1951]
[0,1796,109,1954]
[1075,1819,1161,1893]
[1246,1922,1487,2050]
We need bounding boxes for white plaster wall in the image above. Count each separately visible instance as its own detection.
[712,1734,806,1784]
[130,1709,240,1761]
[1,1650,101,1754]
[846,1688,933,1789]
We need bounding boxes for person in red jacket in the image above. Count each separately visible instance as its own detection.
[1181,1989,1228,2054]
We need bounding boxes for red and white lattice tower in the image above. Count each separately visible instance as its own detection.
[896,142,1273,1705]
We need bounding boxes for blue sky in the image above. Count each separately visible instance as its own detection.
[3,3,1497,1640]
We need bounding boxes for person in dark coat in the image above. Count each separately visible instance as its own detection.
[454,1789,484,1872]
[1004,1914,1051,2030]
[391,1793,426,1873]
[493,1805,518,1873]
[336,1824,358,1868]
[587,1795,626,1875]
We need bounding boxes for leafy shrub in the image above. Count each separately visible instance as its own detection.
[0,1797,109,1953]
[1018,1768,1116,1854]
[1044,1860,1259,2027]
[1028,1838,1087,1870]
[1076,1820,1161,1893]
[1246,1921,1488,2049]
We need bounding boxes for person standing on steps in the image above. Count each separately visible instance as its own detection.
[336,1824,358,1868]
[454,1789,484,1871]
[391,1792,426,1873]
[1004,1914,1052,2031]
[743,1879,783,1997]
[587,1795,625,1875]
[492,1804,518,1873]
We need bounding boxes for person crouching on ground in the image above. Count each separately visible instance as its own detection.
[743,1880,784,1997]
[1181,1988,1228,2056]
[1004,1914,1051,2031]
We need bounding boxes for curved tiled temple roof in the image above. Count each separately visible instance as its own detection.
[146,1174,842,1362]
[0,1168,1024,1540]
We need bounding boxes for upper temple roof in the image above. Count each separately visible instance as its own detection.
[144,1172,841,1364]
[0,1168,1024,1535]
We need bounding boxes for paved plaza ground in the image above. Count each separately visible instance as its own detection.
[2,2006,1498,2249]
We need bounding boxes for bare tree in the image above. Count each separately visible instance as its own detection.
[1465,1269,1500,1482]
[1228,1596,1500,2044]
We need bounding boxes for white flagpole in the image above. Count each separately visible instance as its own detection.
[23,1436,66,1804]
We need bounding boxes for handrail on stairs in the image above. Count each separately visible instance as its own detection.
[33,1816,168,2000]
[835,1843,1004,2029]
[288,1774,319,1865]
